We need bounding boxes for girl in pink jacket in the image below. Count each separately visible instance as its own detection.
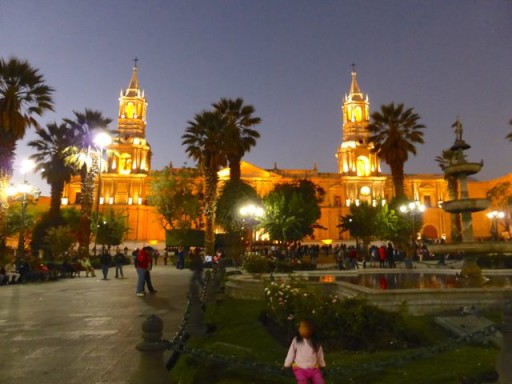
[284,319,326,384]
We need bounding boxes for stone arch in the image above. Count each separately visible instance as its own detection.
[422,225,438,240]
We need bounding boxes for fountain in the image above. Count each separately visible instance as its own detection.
[428,118,512,280]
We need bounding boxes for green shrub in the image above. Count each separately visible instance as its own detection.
[242,254,271,273]
[263,278,425,351]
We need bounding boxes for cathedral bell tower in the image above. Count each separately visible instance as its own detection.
[108,60,152,175]
[336,68,380,176]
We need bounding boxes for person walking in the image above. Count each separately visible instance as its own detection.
[99,250,112,280]
[136,246,157,297]
[283,319,326,384]
[114,248,125,278]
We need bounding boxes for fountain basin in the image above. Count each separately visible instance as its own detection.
[443,162,483,176]
[429,242,512,254]
[225,270,512,315]
[441,198,490,213]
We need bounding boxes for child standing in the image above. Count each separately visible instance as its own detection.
[283,319,326,384]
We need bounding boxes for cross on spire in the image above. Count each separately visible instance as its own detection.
[351,62,356,73]
[133,57,139,68]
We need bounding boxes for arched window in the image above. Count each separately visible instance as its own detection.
[356,156,370,176]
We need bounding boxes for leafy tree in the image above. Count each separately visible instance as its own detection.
[28,121,75,222]
[216,179,260,261]
[216,179,259,232]
[44,226,76,261]
[6,203,42,253]
[31,207,82,258]
[64,109,113,256]
[435,149,462,241]
[94,208,129,249]
[486,182,512,238]
[148,165,203,230]
[0,57,54,246]
[182,111,228,255]
[212,98,261,181]
[260,180,324,244]
[338,201,400,255]
[368,103,425,198]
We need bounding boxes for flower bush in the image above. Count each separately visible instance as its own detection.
[263,278,424,351]
[242,254,271,273]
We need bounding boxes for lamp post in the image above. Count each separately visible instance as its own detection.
[487,210,505,241]
[93,131,112,254]
[239,203,264,252]
[399,201,426,247]
[8,160,40,257]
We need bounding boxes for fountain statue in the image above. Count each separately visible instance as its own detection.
[429,118,512,279]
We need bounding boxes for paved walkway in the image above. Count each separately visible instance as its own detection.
[0,265,192,384]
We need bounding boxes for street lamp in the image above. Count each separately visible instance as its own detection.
[486,210,504,241]
[8,160,41,257]
[93,131,112,254]
[239,203,264,252]
[399,201,426,246]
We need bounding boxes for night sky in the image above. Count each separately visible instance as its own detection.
[1,1,511,195]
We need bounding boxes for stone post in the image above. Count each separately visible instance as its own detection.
[496,300,512,384]
[130,314,171,384]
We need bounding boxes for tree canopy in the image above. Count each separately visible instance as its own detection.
[260,180,324,243]
[148,165,203,230]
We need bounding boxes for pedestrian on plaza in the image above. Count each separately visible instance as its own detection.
[99,250,112,280]
[163,248,169,265]
[152,249,160,265]
[378,245,387,268]
[283,319,326,384]
[136,246,157,297]
[114,248,125,278]
[387,242,396,268]
[176,247,185,269]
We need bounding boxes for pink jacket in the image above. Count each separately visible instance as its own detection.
[284,337,325,369]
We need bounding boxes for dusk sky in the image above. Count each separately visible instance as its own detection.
[1,1,511,195]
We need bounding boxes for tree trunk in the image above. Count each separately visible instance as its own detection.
[0,138,16,249]
[390,163,405,199]
[78,156,99,257]
[48,179,65,222]
[228,156,241,182]
[204,167,218,256]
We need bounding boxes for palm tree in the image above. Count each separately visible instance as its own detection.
[212,98,261,181]
[506,119,512,141]
[28,122,75,222]
[0,57,54,239]
[182,111,228,255]
[367,103,425,199]
[435,149,462,241]
[64,109,112,256]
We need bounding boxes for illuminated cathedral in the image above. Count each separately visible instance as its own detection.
[62,64,503,247]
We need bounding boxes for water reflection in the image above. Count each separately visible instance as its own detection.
[317,273,512,290]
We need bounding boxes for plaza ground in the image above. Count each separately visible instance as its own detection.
[0,265,191,384]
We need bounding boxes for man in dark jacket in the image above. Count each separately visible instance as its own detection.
[99,250,112,280]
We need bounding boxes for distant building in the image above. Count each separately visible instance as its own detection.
[62,64,506,247]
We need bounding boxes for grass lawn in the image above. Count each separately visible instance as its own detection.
[169,298,499,384]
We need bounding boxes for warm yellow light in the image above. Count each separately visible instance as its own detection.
[149,240,158,245]
[321,239,333,245]
[360,186,371,196]
[61,197,69,206]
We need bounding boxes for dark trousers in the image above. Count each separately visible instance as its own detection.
[101,265,109,279]
[145,270,155,292]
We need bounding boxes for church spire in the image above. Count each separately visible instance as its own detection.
[348,64,363,101]
[125,57,141,97]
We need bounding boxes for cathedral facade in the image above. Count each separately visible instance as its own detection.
[62,65,502,247]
